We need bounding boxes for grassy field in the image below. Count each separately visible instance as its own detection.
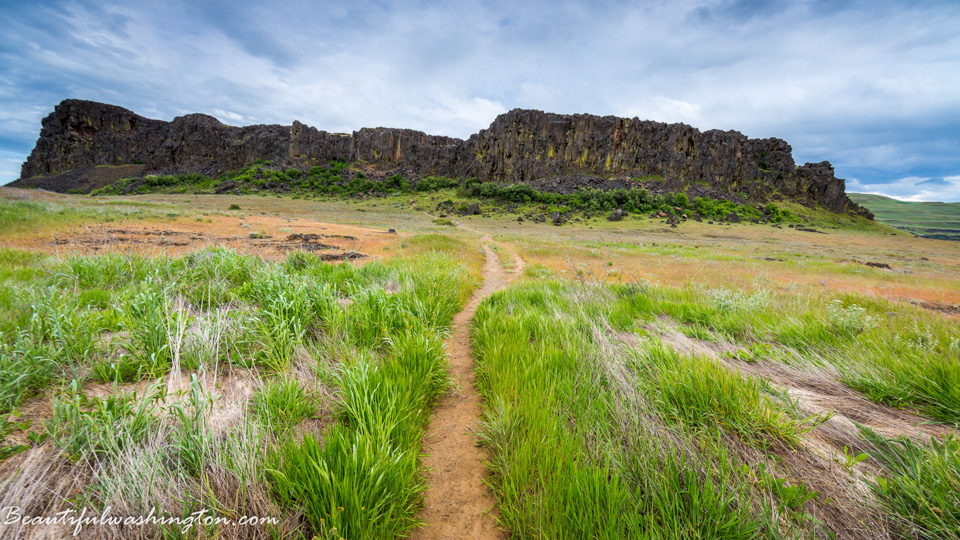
[0,191,484,538]
[0,186,958,539]
[849,193,960,241]
[473,279,960,538]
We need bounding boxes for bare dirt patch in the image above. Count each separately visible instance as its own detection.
[724,358,953,449]
[910,299,960,317]
[9,216,398,262]
[643,317,951,446]
[622,324,902,538]
[611,325,891,539]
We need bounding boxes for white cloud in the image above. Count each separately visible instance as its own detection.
[212,110,246,125]
[623,97,703,126]
[0,152,24,185]
[849,175,960,203]
[1,0,959,200]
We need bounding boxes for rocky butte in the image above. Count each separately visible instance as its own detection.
[12,99,870,217]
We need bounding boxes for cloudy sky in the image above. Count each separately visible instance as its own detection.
[1,0,958,201]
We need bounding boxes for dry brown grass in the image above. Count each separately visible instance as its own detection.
[0,188,410,262]
[451,209,960,313]
[0,446,89,539]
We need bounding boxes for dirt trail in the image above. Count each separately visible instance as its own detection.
[413,235,522,540]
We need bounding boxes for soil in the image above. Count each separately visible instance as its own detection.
[647,321,953,446]
[632,320,957,539]
[44,223,371,261]
[412,235,523,540]
[910,299,960,316]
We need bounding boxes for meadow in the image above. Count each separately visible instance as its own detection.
[0,185,957,539]
[849,193,960,242]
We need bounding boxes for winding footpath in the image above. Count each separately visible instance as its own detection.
[412,234,524,540]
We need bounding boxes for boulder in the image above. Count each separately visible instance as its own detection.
[608,208,627,221]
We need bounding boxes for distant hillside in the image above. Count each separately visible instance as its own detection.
[848,193,960,241]
[11,99,871,216]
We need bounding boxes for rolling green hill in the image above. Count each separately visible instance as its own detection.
[848,193,960,241]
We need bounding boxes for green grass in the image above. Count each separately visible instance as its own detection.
[268,295,453,538]
[472,280,807,537]
[45,379,164,462]
[849,193,960,241]
[3,189,959,537]
[0,193,177,235]
[861,426,960,539]
[0,229,481,536]
[473,277,959,537]
[621,282,960,424]
[643,343,814,445]
[251,377,320,435]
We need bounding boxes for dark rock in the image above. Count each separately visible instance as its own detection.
[865,261,892,269]
[725,212,741,223]
[319,251,366,261]
[12,99,872,218]
[608,208,627,221]
[465,202,481,215]
[214,180,239,194]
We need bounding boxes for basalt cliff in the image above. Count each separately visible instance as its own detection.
[12,99,870,216]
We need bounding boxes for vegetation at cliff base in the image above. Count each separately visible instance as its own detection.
[91,160,800,225]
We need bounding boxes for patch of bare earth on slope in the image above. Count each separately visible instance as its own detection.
[645,316,950,446]
[626,317,955,539]
[412,238,522,540]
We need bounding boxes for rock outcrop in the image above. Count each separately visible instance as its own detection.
[449,110,864,214]
[13,99,870,216]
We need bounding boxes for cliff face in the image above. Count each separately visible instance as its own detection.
[15,99,868,216]
[18,100,461,181]
[449,110,859,213]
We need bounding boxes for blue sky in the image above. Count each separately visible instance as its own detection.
[1,0,959,201]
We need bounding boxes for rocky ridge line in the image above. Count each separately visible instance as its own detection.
[13,99,870,216]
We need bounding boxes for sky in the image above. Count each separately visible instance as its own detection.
[1,0,959,201]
